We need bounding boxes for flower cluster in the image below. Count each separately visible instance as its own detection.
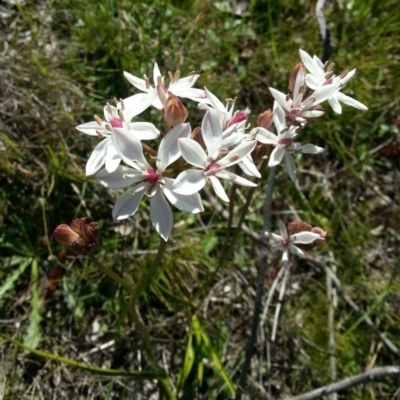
[76,50,367,242]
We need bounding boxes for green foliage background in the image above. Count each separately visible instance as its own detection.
[1,0,399,398]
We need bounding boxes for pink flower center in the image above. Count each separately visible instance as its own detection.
[288,107,302,119]
[227,110,248,128]
[146,169,159,184]
[278,138,293,147]
[205,163,221,175]
[110,117,123,128]
[323,77,334,85]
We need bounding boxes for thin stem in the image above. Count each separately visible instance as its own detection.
[224,183,238,243]
[88,253,133,292]
[289,366,400,400]
[271,266,289,342]
[89,250,174,398]
[0,333,158,379]
[326,267,337,400]
[235,166,276,399]
[131,237,168,304]
[206,159,270,291]
[127,304,175,399]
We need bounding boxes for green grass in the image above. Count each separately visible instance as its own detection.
[1,0,400,398]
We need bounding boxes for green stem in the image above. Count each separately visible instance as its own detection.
[89,250,175,399]
[88,253,133,293]
[131,237,168,304]
[0,333,158,379]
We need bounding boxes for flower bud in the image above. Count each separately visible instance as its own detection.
[287,220,327,251]
[256,109,273,130]
[53,224,80,246]
[289,62,306,93]
[163,92,188,130]
[53,217,102,255]
[227,108,250,128]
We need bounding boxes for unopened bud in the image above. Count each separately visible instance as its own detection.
[256,109,273,130]
[163,92,188,130]
[53,224,80,246]
[53,217,102,255]
[288,220,327,251]
[227,108,250,128]
[191,126,205,148]
[289,62,306,93]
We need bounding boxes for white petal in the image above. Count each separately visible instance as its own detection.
[76,121,108,136]
[218,140,256,168]
[105,144,121,173]
[150,189,173,241]
[335,92,368,110]
[172,87,209,104]
[170,74,198,90]
[282,249,290,267]
[157,123,191,171]
[290,231,320,244]
[215,170,257,187]
[202,110,222,159]
[303,84,340,108]
[123,71,150,92]
[111,127,149,169]
[278,220,288,239]
[123,91,157,120]
[300,143,325,154]
[163,178,204,213]
[299,49,323,80]
[112,187,147,220]
[152,62,162,87]
[172,169,208,195]
[266,232,283,243]
[103,104,118,121]
[269,145,285,167]
[238,155,261,178]
[127,122,160,140]
[209,175,229,202]
[85,138,110,176]
[293,66,306,106]
[96,166,145,189]
[288,244,305,258]
[269,87,290,112]
[284,153,296,182]
[273,101,287,133]
[204,87,226,113]
[328,96,343,114]
[305,74,320,90]
[178,138,208,168]
[256,127,278,145]
[301,110,325,119]
[222,124,242,147]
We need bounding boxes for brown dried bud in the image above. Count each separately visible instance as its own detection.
[289,62,306,93]
[191,126,205,148]
[288,220,327,251]
[256,109,273,130]
[163,92,188,130]
[53,218,102,255]
[53,224,80,246]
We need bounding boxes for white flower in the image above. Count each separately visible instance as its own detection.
[199,88,260,178]
[255,102,325,181]
[122,63,209,118]
[76,103,159,176]
[269,65,340,125]
[299,49,368,114]
[96,123,203,241]
[172,110,257,202]
[266,220,321,267]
